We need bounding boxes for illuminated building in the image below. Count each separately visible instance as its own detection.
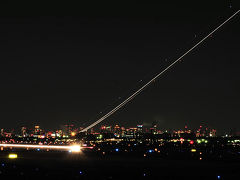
[113,124,121,137]
[136,125,143,138]
[100,125,112,133]
[106,126,112,132]
[209,129,217,137]
[137,125,143,133]
[46,131,53,138]
[56,130,63,137]
[121,127,126,137]
[151,122,157,134]
[0,129,4,136]
[34,125,41,135]
[21,127,27,137]
[63,124,74,136]
[125,128,137,138]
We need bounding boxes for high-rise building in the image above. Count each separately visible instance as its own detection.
[209,129,217,137]
[63,124,74,136]
[113,124,121,137]
[34,125,40,135]
[151,122,157,134]
[56,130,63,137]
[137,125,143,133]
[0,129,4,136]
[21,127,27,137]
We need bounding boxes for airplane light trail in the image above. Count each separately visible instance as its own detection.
[0,144,82,152]
[80,10,240,132]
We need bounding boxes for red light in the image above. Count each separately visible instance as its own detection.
[189,140,194,145]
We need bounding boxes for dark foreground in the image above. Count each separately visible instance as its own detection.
[0,150,240,180]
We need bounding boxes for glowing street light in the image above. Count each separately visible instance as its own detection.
[191,149,197,152]
[8,154,18,159]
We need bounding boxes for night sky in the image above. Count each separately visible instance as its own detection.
[0,2,239,133]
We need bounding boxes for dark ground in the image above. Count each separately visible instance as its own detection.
[0,150,240,180]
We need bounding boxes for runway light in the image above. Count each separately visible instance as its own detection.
[70,145,81,152]
[8,154,18,159]
[0,143,81,152]
[115,148,119,152]
[189,140,194,145]
[217,175,221,179]
[191,149,197,152]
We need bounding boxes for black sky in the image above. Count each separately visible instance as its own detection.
[0,1,239,133]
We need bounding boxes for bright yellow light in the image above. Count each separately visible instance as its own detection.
[70,145,81,152]
[8,154,18,159]
[191,149,197,152]
[71,132,76,136]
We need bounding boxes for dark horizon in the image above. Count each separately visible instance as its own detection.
[0,2,239,134]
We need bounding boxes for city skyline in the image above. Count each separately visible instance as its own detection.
[0,122,222,137]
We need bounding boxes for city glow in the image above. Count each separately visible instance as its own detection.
[8,154,18,159]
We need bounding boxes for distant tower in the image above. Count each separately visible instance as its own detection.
[151,121,157,134]
[0,129,4,136]
[21,127,27,137]
[114,124,121,136]
[137,125,143,133]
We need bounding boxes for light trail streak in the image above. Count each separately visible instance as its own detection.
[81,10,240,132]
[0,144,82,152]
